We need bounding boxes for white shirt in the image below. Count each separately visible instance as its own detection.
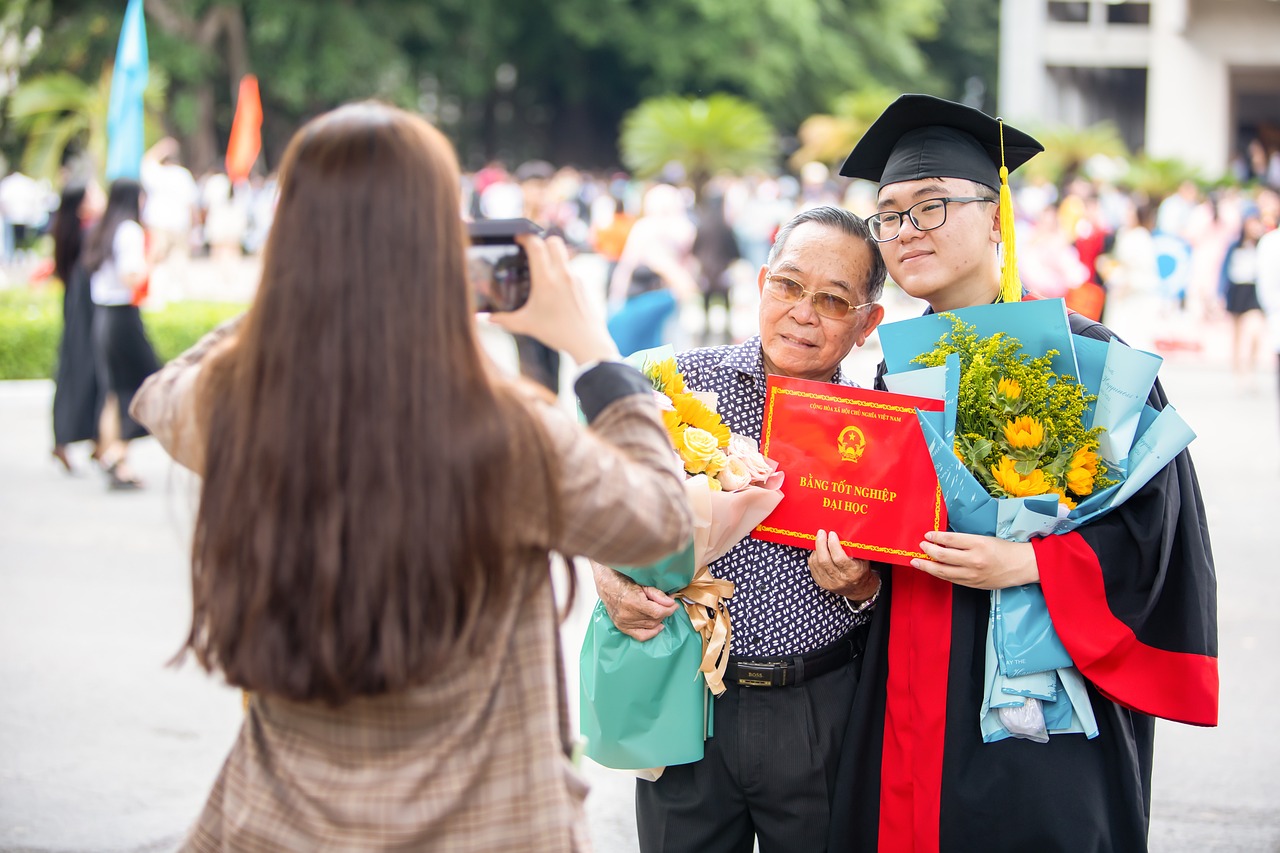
[90,220,147,306]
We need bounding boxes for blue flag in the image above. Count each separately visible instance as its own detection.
[106,0,148,180]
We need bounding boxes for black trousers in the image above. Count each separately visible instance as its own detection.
[636,657,859,853]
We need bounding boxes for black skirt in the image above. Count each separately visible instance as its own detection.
[52,263,101,445]
[92,304,160,441]
[1225,281,1262,315]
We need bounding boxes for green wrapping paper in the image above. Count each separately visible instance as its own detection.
[578,540,714,770]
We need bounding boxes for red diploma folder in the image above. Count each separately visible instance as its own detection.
[753,376,946,566]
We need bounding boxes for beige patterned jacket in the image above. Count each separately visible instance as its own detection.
[132,320,692,852]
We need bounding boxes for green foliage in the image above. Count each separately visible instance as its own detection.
[0,288,61,381]
[619,95,776,193]
[1021,123,1129,191]
[7,63,168,181]
[0,288,244,380]
[791,86,898,168]
[1117,155,1201,205]
[3,0,949,172]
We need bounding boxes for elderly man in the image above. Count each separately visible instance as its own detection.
[594,205,886,853]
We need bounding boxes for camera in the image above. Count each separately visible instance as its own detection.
[466,218,541,313]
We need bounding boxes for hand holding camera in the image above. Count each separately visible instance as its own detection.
[479,225,620,367]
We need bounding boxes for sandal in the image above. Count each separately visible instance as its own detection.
[106,462,144,491]
[52,446,75,474]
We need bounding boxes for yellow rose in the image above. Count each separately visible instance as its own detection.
[679,427,722,474]
[1002,416,1044,450]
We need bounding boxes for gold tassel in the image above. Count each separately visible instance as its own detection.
[998,120,1022,304]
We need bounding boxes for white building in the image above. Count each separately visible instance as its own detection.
[999,0,1280,179]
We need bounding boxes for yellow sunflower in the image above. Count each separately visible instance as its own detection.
[990,456,1052,498]
[1003,416,1045,450]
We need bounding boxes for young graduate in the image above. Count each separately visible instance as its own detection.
[825,95,1218,853]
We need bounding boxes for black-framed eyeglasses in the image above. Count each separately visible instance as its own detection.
[764,274,874,320]
[867,196,995,242]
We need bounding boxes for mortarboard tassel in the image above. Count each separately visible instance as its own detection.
[997,119,1022,304]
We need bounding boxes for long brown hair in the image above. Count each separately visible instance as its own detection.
[189,102,560,704]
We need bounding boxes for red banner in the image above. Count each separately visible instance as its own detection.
[753,376,946,566]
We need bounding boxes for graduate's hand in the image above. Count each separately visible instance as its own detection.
[592,561,679,642]
[808,529,880,603]
[910,531,1039,589]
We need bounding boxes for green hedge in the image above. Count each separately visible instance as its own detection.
[0,288,246,380]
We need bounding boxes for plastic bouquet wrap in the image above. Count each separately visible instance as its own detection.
[878,299,1196,743]
[580,346,784,772]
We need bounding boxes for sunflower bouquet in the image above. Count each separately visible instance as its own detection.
[877,298,1197,746]
[911,314,1117,512]
[642,356,775,493]
[580,347,783,773]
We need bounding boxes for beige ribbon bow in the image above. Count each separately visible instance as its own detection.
[675,565,735,697]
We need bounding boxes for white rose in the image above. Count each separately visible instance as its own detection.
[715,456,752,492]
[727,433,773,484]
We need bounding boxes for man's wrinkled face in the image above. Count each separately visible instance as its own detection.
[756,222,883,382]
[874,177,1001,309]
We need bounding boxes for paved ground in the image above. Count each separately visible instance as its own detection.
[1,257,1277,851]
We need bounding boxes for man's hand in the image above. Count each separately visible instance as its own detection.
[592,562,679,642]
[808,529,879,602]
[910,530,1039,590]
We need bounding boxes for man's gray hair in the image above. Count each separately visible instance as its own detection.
[767,206,887,303]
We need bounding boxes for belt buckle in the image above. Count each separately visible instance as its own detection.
[736,660,788,687]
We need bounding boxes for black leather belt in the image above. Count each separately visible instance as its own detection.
[727,624,867,688]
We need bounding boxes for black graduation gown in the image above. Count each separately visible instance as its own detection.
[828,312,1218,853]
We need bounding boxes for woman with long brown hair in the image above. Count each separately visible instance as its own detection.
[131,102,693,851]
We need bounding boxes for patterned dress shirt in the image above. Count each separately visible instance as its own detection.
[677,336,871,657]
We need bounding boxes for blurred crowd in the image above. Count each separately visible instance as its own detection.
[0,141,280,273]
[5,144,1280,406]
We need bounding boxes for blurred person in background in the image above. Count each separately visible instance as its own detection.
[1018,204,1090,300]
[49,179,105,473]
[200,172,247,262]
[141,137,199,263]
[691,185,743,345]
[1097,200,1161,346]
[606,183,698,354]
[1255,221,1280,438]
[510,159,562,393]
[130,101,693,852]
[1219,209,1269,379]
[82,178,159,490]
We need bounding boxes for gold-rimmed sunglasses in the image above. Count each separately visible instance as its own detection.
[764,274,874,320]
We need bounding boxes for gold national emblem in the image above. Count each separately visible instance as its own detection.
[837,425,866,463]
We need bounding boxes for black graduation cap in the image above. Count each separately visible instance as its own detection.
[838,94,1043,191]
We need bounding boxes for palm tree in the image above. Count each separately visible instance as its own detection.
[619,94,777,200]
[1020,122,1129,193]
[1117,154,1200,209]
[790,87,896,170]
[7,66,166,182]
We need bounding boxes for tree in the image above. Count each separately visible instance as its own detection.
[7,66,167,182]
[1022,123,1129,192]
[790,87,898,170]
[619,94,776,198]
[4,0,950,174]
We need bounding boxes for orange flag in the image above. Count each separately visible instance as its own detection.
[226,74,262,182]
